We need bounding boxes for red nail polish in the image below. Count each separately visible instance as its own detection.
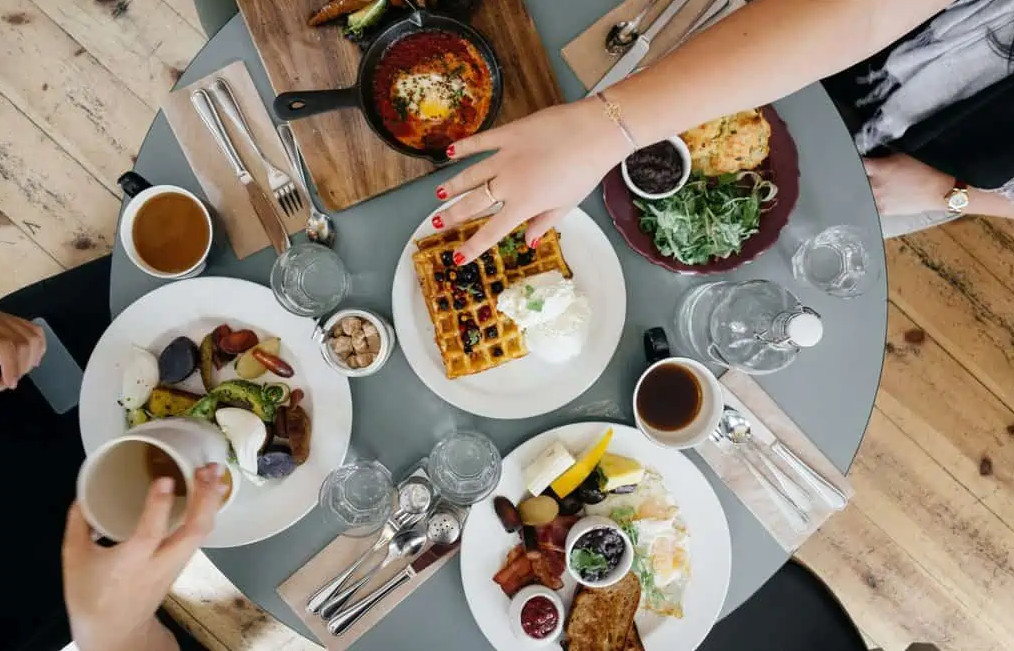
[432,215,444,229]
[446,145,456,157]
[436,187,448,200]
[530,237,541,249]
[453,252,465,266]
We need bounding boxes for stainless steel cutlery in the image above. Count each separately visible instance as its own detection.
[277,123,336,248]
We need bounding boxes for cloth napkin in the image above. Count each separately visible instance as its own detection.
[702,370,854,552]
[162,61,309,260]
[561,0,745,92]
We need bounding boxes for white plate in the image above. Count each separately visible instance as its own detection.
[392,205,626,419]
[79,278,352,548]
[460,423,731,651]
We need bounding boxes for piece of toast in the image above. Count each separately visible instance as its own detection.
[564,572,641,651]
[623,623,645,651]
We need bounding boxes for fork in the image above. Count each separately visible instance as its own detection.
[209,77,304,218]
[305,508,422,615]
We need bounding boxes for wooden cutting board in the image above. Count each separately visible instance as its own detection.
[236,0,563,212]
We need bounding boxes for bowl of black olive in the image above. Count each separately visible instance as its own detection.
[621,136,692,201]
[565,515,634,588]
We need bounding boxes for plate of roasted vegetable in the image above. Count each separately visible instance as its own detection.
[79,278,352,547]
[459,423,731,650]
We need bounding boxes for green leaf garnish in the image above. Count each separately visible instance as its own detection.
[570,548,610,573]
[526,298,545,312]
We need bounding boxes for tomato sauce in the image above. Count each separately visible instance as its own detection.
[520,596,559,639]
[372,30,493,152]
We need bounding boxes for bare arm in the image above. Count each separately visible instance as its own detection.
[613,0,953,145]
[967,189,1014,220]
[439,0,953,261]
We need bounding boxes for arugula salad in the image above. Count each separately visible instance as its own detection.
[636,171,778,266]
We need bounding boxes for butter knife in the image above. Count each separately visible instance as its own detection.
[633,0,732,74]
[588,0,692,95]
[326,542,459,636]
[191,89,291,254]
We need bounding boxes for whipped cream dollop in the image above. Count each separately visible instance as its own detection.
[497,271,591,363]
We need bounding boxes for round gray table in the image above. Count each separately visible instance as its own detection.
[110,4,887,648]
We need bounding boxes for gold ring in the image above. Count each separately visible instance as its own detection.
[483,180,499,206]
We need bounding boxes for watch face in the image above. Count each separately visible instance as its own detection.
[948,191,970,211]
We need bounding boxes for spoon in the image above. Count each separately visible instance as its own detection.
[606,0,661,54]
[317,528,427,620]
[276,123,336,248]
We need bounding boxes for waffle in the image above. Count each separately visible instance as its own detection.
[412,218,572,378]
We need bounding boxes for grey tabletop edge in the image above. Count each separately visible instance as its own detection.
[109,2,887,649]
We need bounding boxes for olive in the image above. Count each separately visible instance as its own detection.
[158,336,199,384]
[493,496,522,533]
[518,495,559,526]
[575,473,606,504]
[554,492,584,516]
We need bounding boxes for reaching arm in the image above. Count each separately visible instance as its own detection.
[613,0,953,145]
[437,0,952,261]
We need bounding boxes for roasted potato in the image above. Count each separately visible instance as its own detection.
[147,386,202,418]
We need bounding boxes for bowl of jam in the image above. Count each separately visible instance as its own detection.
[565,515,634,588]
[508,584,563,646]
[621,136,692,201]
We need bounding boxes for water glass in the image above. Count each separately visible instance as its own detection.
[791,225,877,298]
[270,243,349,317]
[319,460,396,537]
[426,431,502,505]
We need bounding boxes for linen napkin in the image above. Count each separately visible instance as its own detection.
[162,61,309,260]
[702,370,854,552]
[561,0,745,92]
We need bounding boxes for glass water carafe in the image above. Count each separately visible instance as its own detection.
[675,279,823,375]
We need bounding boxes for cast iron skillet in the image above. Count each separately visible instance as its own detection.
[273,9,503,164]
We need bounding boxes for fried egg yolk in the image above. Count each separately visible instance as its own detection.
[393,72,468,122]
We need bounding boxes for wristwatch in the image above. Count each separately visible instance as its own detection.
[945,180,970,214]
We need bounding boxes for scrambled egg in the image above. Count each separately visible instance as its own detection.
[393,72,468,122]
[681,109,772,176]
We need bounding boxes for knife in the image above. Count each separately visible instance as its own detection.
[634,0,732,74]
[588,0,692,95]
[190,88,290,254]
[326,542,459,636]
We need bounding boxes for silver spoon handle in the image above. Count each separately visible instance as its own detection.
[738,451,809,532]
[327,569,413,636]
[276,123,310,193]
[748,442,812,512]
[318,572,373,620]
[306,537,386,614]
[771,442,847,510]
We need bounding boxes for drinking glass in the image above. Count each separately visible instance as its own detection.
[270,243,349,317]
[318,460,396,537]
[426,431,502,505]
[791,225,878,298]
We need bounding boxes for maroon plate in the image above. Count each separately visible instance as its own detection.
[603,105,800,275]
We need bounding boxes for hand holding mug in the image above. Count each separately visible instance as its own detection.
[62,464,226,651]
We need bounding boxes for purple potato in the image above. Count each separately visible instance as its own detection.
[257,450,297,479]
[158,336,200,384]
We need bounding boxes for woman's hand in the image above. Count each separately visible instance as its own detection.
[433,98,631,263]
[63,464,227,651]
[0,312,45,390]
[863,154,955,216]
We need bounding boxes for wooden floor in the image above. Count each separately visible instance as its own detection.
[3,3,1013,650]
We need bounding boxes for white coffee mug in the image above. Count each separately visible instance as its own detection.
[117,172,212,280]
[633,356,723,450]
[77,418,235,542]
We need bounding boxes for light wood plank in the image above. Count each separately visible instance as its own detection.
[163,595,231,651]
[30,0,205,110]
[943,216,1014,296]
[888,230,1014,413]
[0,0,152,192]
[0,210,63,297]
[0,94,117,267]
[163,0,206,36]
[876,304,1014,506]
[851,410,1014,646]
[796,502,1004,651]
[169,551,322,650]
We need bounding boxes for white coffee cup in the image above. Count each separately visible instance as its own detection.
[117,172,212,280]
[77,418,235,542]
[633,357,723,449]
